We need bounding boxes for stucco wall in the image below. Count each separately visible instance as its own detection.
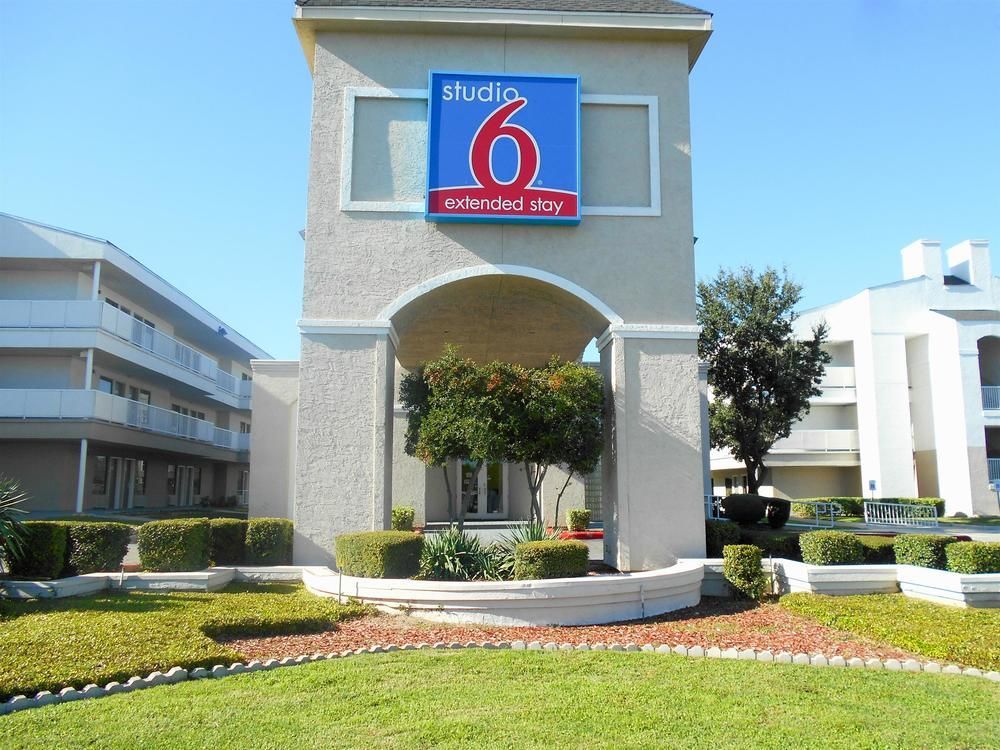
[248,362,299,520]
[0,441,79,512]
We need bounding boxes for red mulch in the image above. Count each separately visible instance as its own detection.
[221,598,916,662]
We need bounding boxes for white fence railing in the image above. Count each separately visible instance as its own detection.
[0,389,248,452]
[982,386,1000,411]
[704,495,725,521]
[0,300,250,402]
[989,458,1000,483]
[771,429,860,453]
[863,501,939,528]
[815,367,857,402]
[786,499,837,528]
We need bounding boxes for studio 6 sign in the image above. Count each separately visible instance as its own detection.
[426,71,581,225]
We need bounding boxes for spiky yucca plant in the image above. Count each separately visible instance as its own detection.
[0,476,29,568]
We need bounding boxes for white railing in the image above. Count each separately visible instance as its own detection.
[982,386,1000,411]
[704,495,725,520]
[989,458,1000,483]
[0,300,250,402]
[812,367,857,403]
[863,501,939,528]
[771,429,860,453]
[787,499,836,528]
[0,389,248,452]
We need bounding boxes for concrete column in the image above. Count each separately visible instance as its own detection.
[83,348,94,390]
[852,332,917,497]
[698,361,711,498]
[599,333,706,571]
[293,328,395,565]
[75,439,88,513]
[90,261,101,300]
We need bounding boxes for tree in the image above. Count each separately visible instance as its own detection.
[697,267,830,494]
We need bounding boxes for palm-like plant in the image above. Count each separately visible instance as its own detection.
[489,522,559,580]
[0,475,29,567]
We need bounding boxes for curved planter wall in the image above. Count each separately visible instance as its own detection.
[303,562,704,626]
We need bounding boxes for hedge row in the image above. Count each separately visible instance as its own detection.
[7,521,132,579]
[513,540,588,579]
[336,531,423,578]
[137,517,293,572]
[793,497,946,517]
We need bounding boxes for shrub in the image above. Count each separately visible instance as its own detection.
[336,531,423,578]
[7,521,67,579]
[490,522,558,580]
[137,519,210,572]
[419,526,496,581]
[209,518,248,565]
[63,522,131,574]
[566,508,591,532]
[857,535,896,564]
[720,494,765,524]
[764,498,791,529]
[513,540,588,580]
[0,475,28,565]
[799,530,863,565]
[945,542,1000,574]
[705,520,740,557]
[738,527,801,560]
[245,518,293,565]
[391,506,415,532]
[723,544,767,600]
[893,534,954,570]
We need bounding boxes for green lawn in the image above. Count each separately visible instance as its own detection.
[2,650,997,749]
[37,508,248,525]
[781,593,1000,670]
[937,515,1000,527]
[0,584,366,699]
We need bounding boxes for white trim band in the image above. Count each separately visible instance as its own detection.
[596,323,701,351]
[298,319,399,349]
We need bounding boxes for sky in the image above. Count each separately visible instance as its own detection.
[2,1,999,361]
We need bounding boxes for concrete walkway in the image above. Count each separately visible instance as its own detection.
[833,520,1000,543]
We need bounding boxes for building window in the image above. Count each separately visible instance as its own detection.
[134,459,146,495]
[167,464,176,495]
[240,421,251,434]
[192,467,202,495]
[98,376,114,394]
[92,456,108,494]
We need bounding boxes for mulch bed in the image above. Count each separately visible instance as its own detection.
[221,598,916,662]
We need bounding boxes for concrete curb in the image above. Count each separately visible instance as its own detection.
[2,642,996,716]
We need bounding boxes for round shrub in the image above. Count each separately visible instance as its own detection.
[857,535,896,564]
[720,494,765,525]
[705,519,740,557]
[245,518,293,565]
[764,499,791,529]
[7,521,67,579]
[799,531,863,566]
[722,544,767,600]
[336,531,423,578]
[892,534,954,570]
[945,542,1000,574]
[137,519,210,572]
[513,540,588,580]
[209,518,248,565]
[566,508,591,532]
[391,506,415,532]
[64,522,132,574]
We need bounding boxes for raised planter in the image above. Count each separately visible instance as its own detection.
[897,565,1000,608]
[303,561,704,626]
[110,569,235,592]
[0,574,108,600]
[771,559,900,596]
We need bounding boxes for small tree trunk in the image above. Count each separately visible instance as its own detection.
[551,470,573,530]
[441,465,455,525]
[745,459,763,494]
[457,460,483,532]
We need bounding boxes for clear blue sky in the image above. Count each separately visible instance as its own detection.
[2,1,999,360]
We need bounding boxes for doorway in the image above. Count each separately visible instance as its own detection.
[458,460,508,520]
[107,457,136,510]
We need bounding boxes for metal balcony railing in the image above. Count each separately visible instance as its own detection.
[982,386,1000,411]
[0,389,248,452]
[988,458,1000,483]
[771,429,860,452]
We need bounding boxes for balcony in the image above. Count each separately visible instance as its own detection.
[0,300,251,406]
[989,458,1000,483]
[0,389,248,453]
[771,429,860,453]
[813,366,857,403]
[982,386,1000,411]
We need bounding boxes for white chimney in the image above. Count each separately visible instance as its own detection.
[900,239,943,282]
[946,240,991,287]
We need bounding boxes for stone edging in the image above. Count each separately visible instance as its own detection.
[2,641,997,716]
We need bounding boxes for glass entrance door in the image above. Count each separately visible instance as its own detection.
[459,461,507,520]
[176,466,194,506]
[108,458,136,510]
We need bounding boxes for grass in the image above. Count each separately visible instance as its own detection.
[0,584,367,699]
[34,508,248,525]
[938,515,1000,527]
[781,593,1000,670]
[1,650,997,749]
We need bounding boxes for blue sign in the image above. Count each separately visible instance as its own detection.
[426,71,581,224]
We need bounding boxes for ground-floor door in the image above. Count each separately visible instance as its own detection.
[107,457,136,510]
[459,460,508,520]
[175,465,195,506]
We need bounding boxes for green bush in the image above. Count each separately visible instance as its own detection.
[513,540,588,580]
[336,531,423,578]
[63,522,132,574]
[566,508,591,531]
[764,498,791,529]
[391,506,415,532]
[489,522,557,580]
[245,518,293,565]
[7,521,68,579]
[792,497,863,517]
[705,520,740,557]
[738,527,801,560]
[720,494,765,524]
[857,535,896,564]
[893,534,954,570]
[137,519,211,572]
[418,526,498,581]
[799,530,863,566]
[209,518,248,565]
[945,542,1000,574]
[722,544,767,600]
[902,497,946,516]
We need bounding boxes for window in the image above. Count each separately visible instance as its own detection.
[193,410,205,421]
[134,459,146,495]
[167,464,176,495]
[241,373,250,381]
[240,421,251,434]
[92,456,108,494]
[192,467,202,495]
[114,380,126,397]
[98,377,114,395]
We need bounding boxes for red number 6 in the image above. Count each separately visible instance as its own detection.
[469,98,539,191]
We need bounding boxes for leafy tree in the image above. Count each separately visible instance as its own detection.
[697,267,830,494]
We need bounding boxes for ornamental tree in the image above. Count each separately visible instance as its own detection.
[697,267,830,494]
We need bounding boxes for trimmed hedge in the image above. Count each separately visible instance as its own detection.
[723,544,767,600]
[793,497,946,518]
[245,518,293,565]
[391,506,415,532]
[738,527,801,561]
[799,530,863,566]
[137,519,211,572]
[513,540,588,580]
[336,531,423,578]
[720,494,765,524]
[7,521,68,579]
[209,518,248,566]
[63,522,131,574]
[893,534,954,570]
[857,535,896,564]
[945,542,1000,574]
[566,508,591,532]
[705,520,740,557]
[764,499,791,529]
